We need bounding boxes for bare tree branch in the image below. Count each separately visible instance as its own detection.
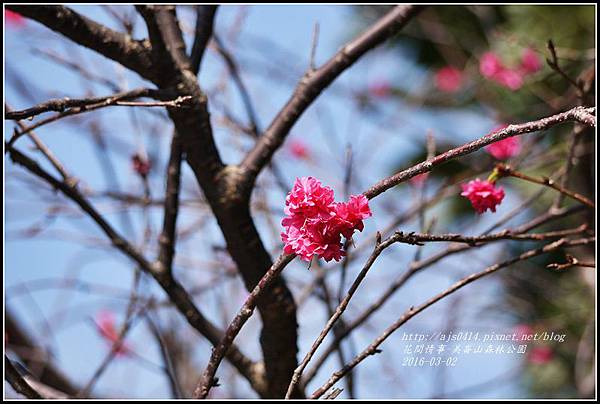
[190,5,219,74]
[239,5,425,193]
[303,204,588,384]
[136,7,302,397]
[5,88,187,121]
[6,104,78,186]
[496,163,595,208]
[5,356,43,399]
[388,225,590,246]
[156,133,183,274]
[547,254,596,271]
[310,236,595,398]
[6,5,594,400]
[5,310,79,396]
[5,145,262,393]
[7,88,193,147]
[285,232,385,398]
[213,34,261,134]
[6,5,156,82]
[193,253,296,399]
[145,312,185,399]
[136,5,192,77]
[364,106,595,199]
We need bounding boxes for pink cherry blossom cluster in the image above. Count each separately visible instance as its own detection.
[485,125,522,160]
[479,48,542,91]
[281,177,372,262]
[460,178,505,214]
[461,125,524,213]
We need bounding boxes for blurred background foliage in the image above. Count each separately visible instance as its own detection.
[353,5,595,398]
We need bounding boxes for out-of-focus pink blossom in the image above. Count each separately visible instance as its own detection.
[479,52,504,78]
[289,140,310,160]
[486,135,521,160]
[131,153,151,177]
[410,172,429,187]
[461,178,505,214]
[528,346,554,364]
[435,66,463,93]
[513,324,533,341]
[96,310,129,356]
[520,48,542,74]
[493,68,524,90]
[5,10,25,28]
[368,81,392,98]
[281,177,372,262]
[480,51,527,91]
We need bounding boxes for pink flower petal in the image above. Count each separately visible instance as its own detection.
[461,178,505,214]
[486,135,521,160]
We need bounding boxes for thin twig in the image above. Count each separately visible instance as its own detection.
[547,254,595,271]
[5,311,79,396]
[78,307,144,397]
[7,5,156,82]
[303,206,588,384]
[285,232,385,398]
[6,145,261,391]
[7,88,193,146]
[5,88,164,119]
[310,237,595,398]
[31,48,121,92]
[546,39,583,95]
[144,311,184,399]
[364,106,596,199]
[552,125,586,209]
[324,387,343,399]
[496,163,594,209]
[193,253,296,399]
[6,104,78,187]
[239,5,425,193]
[156,132,183,274]
[213,34,261,135]
[309,22,320,71]
[390,225,589,246]
[313,264,355,398]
